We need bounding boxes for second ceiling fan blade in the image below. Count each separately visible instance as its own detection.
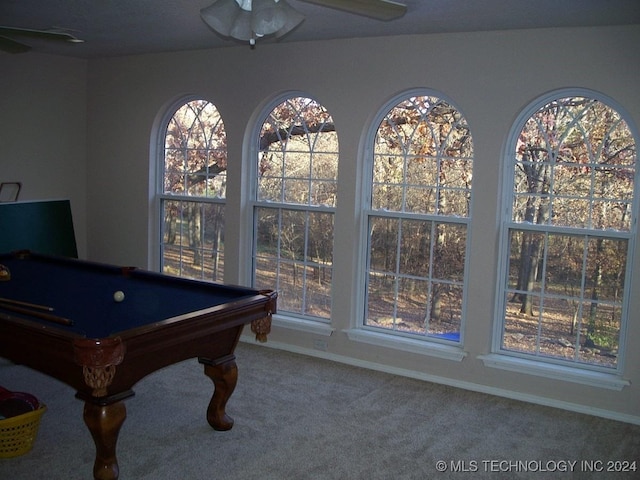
[0,27,82,43]
[298,0,407,21]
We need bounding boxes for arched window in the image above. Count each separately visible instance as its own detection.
[159,99,226,281]
[364,93,473,342]
[253,95,338,321]
[496,91,637,371]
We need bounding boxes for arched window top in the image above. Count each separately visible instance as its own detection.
[362,91,472,342]
[256,94,338,207]
[259,95,336,150]
[370,92,473,216]
[509,90,637,231]
[164,99,227,198]
[497,89,638,371]
[252,93,338,320]
[158,98,227,281]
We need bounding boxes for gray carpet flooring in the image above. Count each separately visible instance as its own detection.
[1,342,639,479]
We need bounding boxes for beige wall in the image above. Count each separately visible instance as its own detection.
[0,54,88,257]
[2,25,639,422]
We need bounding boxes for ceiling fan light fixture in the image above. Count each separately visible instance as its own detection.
[200,0,303,45]
[200,0,242,37]
[229,9,254,41]
[251,0,287,36]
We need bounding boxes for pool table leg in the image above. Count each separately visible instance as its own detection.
[83,400,127,480]
[203,355,238,431]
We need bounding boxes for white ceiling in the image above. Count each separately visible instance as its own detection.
[1,0,639,58]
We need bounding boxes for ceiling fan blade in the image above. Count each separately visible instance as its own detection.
[0,26,83,43]
[0,35,31,54]
[298,0,407,21]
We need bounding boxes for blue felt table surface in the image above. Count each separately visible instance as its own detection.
[0,253,258,338]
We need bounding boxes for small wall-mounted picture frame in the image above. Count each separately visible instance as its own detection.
[0,182,22,202]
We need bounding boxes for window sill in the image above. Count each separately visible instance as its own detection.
[271,314,335,337]
[478,353,630,391]
[345,328,467,362]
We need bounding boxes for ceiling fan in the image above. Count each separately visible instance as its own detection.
[0,26,84,54]
[201,0,407,46]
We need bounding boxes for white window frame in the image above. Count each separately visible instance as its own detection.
[346,89,473,362]
[156,96,227,282]
[249,92,338,326]
[482,88,638,389]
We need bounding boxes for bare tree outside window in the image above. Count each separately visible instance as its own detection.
[365,95,473,341]
[160,99,226,281]
[500,95,637,369]
[253,96,338,320]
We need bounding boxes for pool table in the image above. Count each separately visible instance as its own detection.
[0,251,276,480]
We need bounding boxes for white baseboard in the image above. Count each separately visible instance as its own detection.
[240,335,640,426]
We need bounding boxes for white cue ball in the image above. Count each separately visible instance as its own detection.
[113,291,125,302]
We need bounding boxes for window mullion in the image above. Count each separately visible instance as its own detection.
[253,95,337,321]
[364,92,472,343]
[498,92,636,372]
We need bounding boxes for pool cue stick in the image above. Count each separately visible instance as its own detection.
[0,303,73,326]
[0,297,55,312]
